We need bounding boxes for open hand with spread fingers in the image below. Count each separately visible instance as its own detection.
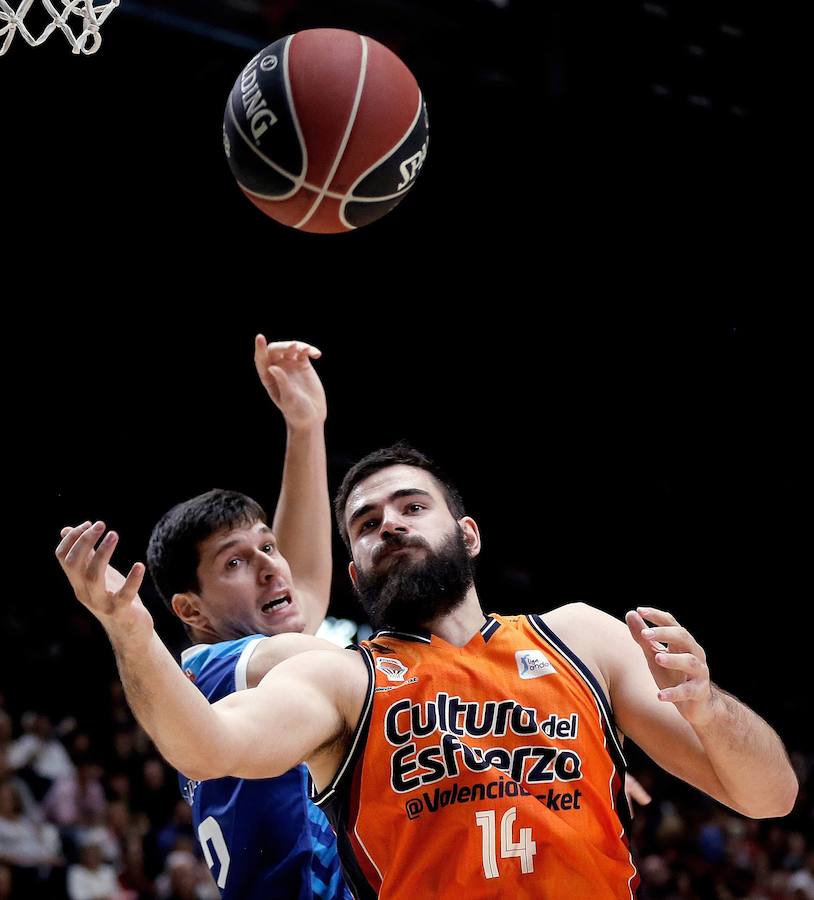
[625,606,718,727]
[56,522,152,647]
[254,336,325,431]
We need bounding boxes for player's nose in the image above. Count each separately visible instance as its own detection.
[380,508,408,538]
[256,551,283,581]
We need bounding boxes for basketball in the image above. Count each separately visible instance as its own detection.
[222,28,429,234]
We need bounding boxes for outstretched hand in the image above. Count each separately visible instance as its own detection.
[625,607,717,727]
[56,522,153,645]
[254,336,325,430]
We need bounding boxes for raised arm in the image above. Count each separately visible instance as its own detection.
[254,336,331,634]
[55,522,356,783]
[591,604,797,818]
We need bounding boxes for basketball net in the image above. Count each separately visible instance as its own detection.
[0,0,119,54]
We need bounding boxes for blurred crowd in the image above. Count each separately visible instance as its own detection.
[0,688,218,900]
[0,687,810,900]
[628,747,813,900]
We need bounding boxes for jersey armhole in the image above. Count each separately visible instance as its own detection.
[527,613,635,843]
[313,644,375,807]
[527,614,628,770]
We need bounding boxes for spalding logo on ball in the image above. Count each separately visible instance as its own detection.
[223,28,429,234]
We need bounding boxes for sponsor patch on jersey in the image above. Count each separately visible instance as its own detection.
[376,657,408,682]
[515,649,555,679]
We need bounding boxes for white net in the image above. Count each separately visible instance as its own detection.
[0,0,119,54]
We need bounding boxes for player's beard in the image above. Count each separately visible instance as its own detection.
[354,527,475,632]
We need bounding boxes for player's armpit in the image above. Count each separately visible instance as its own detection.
[211,647,366,784]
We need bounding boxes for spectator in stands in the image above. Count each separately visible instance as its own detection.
[788,851,814,899]
[6,715,74,801]
[42,761,107,832]
[67,838,119,900]
[0,779,63,897]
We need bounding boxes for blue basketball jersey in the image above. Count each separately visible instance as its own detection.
[178,636,350,900]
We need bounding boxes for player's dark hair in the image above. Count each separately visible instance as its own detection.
[334,442,465,554]
[147,489,267,614]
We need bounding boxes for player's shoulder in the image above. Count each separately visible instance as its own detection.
[245,632,347,688]
[535,603,631,691]
[495,604,616,659]
[181,636,270,700]
[269,644,369,699]
[539,601,622,631]
[181,635,265,674]
[258,644,369,738]
[541,601,630,650]
[271,642,368,681]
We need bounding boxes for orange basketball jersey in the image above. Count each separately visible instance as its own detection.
[316,614,639,899]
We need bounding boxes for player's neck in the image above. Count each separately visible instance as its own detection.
[186,624,222,646]
[421,588,486,647]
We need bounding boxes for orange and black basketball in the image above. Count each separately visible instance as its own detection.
[223,28,429,233]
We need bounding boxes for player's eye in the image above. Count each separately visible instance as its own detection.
[406,503,425,513]
[359,518,378,533]
[262,543,275,554]
[226,558,241,569]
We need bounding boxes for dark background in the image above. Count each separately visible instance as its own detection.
[0,0,807,755]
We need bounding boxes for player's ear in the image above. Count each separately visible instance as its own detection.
[171,593,210,630]
[459,517,481,558]
[348,561,359,589]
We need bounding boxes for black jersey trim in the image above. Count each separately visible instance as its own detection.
[370,616,501,646]
[527,614,636,851]
[480,615,501,643]
[333,821,378,900]
[370,628,431,644]
[313,645,375,807]
[313,645,379,898]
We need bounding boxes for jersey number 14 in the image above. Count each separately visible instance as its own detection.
[475,807,537,879]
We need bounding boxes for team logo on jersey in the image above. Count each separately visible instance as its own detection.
[515,650,555,680]
[183,669,197,683]
[376,657,409,682]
